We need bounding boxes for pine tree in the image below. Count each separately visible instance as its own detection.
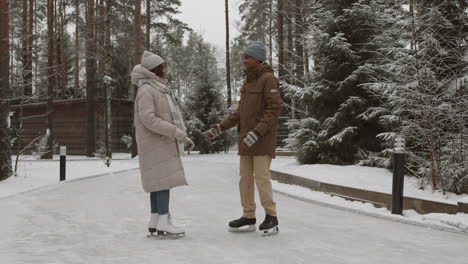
[367,0,468,193]
[0,0,12,181]
[182,33,234,154]
[286,0,401,165]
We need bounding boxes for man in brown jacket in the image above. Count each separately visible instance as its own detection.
[206,41,281,236]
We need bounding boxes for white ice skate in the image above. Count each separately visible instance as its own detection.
[148,213,159,235]
[154,214,185,238]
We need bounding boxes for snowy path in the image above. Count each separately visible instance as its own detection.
[1,155,467,264]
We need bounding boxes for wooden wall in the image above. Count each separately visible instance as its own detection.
[10,98,133,155]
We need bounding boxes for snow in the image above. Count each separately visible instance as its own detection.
[270,157,468,204]
[1,154,139,199]
[1,154,467,263]
[7,111,13,128]
[272,180,468,233]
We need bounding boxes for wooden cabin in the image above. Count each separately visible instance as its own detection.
[10,98,133,155]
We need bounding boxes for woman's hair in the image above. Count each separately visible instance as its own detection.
[151,64,165,78]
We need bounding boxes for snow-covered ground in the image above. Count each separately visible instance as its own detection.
[270,158,468,204]
[1,153,139,199]
[1,154,467,263]
[3,153,468,233]
[270,157,468,233]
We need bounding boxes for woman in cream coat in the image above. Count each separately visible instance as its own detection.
[132,51,194,236]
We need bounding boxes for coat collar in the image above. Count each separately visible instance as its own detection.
[245,63,274,82]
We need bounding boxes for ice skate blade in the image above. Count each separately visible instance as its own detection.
[261,226,279,236]
[147,231,185,239]
[228,225,256,233]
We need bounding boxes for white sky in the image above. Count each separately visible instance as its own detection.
[176,0,242,52]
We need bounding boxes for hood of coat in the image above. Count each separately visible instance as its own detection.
[245,63,274,82]
[131,64,168,86]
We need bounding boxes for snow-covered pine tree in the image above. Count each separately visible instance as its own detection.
[366,1,468,193]
[286,0,401,165]
[182,33,234,154]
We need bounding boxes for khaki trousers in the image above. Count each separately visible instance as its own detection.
[239,155,277,218]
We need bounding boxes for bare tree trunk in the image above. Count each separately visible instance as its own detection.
[410,0,414,50]
[294,0,304,86]
[134,0,142,65]
[22,0,30,96]
[132,0,142,158]
[0,0,12,181]
[86,0,97,157]
[74,0,80,97]
[225,0,231,107]
[59,0,66,97]
[277,0,285,79]
[105,0,112,75]
[97,0,105,97]
[286,1,295,119]
[146,0,150,50]
[53,0,60,98]
[430,149,437,189]
[286,2,294,83]
[34,0,38,95]
[45,0,55,159]
[27,0,34,95]
[268,0,273,66]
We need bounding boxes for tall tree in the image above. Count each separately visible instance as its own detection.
[286,1,294,83]
[277,0,285,79]
[21,0,34,96]
[132,0,142,157]
[146,0,151,49]
[286,0,401,164]
[0,0,12,181]
[134,0,142,65]
[294,0,304,86]
[44,0,55,159]
[27,0,34,95]
[74,0,80,97]
[183,33,233,153]
[268,0,273,66]
[225,0,232,107]
[58,0,66,97]
[86,0,97,157]
[21,0,28,96]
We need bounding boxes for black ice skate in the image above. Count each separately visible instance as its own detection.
[228,217,256,232]
[259,215,279,236]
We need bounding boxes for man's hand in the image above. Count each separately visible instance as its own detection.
[243,130,260,148]
[205,124,222,140]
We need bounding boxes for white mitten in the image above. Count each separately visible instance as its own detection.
[243,130,259,148]
[205,124,222,140]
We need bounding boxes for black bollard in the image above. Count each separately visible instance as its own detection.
[60,146,66,181]
[391,137,405,215]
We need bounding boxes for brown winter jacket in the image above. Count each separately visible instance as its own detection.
[220,64,282,157]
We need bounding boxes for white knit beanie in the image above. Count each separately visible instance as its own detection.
[141,51,165,71]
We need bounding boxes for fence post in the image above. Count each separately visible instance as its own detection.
[60,146,66,181]
[391,136,406,215]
